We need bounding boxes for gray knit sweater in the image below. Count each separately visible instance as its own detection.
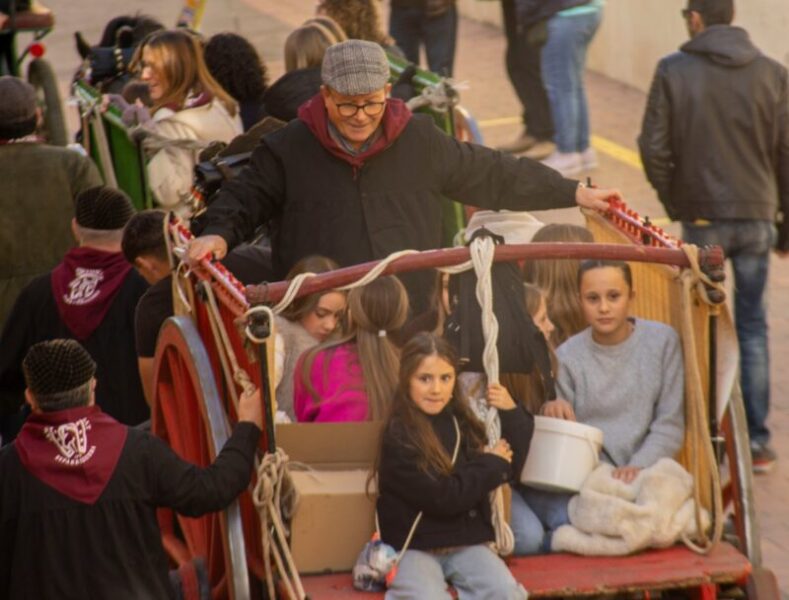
[555,318,685,469]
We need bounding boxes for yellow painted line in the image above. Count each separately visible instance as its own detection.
[590,134,642,171]
[477,117,644,171]
[477,116,521,127]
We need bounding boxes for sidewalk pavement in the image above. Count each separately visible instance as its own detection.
[37,0,788,593]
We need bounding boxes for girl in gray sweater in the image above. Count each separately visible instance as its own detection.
[511,259,685,554]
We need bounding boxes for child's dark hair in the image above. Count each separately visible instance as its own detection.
[577,259,633,290]
[386,332,487,475]
[122,209,168,264]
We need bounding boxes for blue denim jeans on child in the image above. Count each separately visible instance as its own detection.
[386,545,528,599]
[541,9,602,153]
[389,5,458,77]
[511,485,573,555]
[683,220,775,446]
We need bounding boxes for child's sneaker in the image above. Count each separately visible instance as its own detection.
[541,151,583,176]
[750,441,777,473]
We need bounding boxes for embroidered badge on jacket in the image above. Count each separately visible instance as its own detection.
[44,418,96,466]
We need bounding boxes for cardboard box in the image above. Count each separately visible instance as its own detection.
[276,421,383,574]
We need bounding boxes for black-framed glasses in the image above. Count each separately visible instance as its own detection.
[334,100,387,118]
[681,8,693,18]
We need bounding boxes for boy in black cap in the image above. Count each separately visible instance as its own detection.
[0,75,102,326]
[0,186,148,444]
[0,338,263,599]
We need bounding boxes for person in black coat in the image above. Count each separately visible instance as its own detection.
[0,339,263,599]
[189,40,618,313]
[0,187,148,444]
[375,333,532,598]
[638,0,789,472]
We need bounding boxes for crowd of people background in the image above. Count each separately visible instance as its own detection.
[1,0,787,597]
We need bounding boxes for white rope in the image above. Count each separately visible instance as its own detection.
[252,449,306,600]
[468,237,514,556]
[269,250,421,315]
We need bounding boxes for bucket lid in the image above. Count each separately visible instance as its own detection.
[533,415,604,445]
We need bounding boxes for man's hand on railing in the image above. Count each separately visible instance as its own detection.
[576,183,622,212]
[188,234,228,263]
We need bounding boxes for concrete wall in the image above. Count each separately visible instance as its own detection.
[458,0,789,92]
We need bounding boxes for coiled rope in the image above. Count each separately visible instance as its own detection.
[252,450,305,600]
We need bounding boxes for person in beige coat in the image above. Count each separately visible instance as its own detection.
[120,29,242,215]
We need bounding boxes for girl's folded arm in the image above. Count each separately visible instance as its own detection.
[379,437,510,516]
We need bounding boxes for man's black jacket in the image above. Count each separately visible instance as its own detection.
[638,25,789,250]
[200,110,578,309]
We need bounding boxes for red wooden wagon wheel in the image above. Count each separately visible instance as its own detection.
[152,316,251,600]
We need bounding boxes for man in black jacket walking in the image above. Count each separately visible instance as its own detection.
[638,0,789,472]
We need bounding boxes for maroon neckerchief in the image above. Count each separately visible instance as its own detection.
[297,93,412,176]
[161,90,214,113]
[51,247,133,341]
[15,405,128,504]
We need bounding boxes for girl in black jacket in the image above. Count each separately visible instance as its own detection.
[376,332,531,599]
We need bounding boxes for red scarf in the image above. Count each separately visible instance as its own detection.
[297,94,412,173]
[15,405,128,504]
[51,247,133,340]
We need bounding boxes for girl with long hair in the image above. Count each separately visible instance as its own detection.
[293,275,408,422]
[274,255,347,421]
[375,332,531,598]
[522,222,594,346]
[511,259,684,555]
[124,29,242,213]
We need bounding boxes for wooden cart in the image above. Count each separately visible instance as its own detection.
[150,201,780,600]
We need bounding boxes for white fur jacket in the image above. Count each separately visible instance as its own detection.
[551,458,710,555]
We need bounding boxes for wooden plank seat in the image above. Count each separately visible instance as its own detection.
[301,543,751,599]
[0,5,54,31]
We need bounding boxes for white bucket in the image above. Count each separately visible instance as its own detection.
[464,210,544,245]
[520,416,604,493]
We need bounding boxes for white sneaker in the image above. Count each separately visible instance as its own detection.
[580,147,599,170]
[541,151,583,176]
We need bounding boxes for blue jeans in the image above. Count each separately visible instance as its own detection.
[510,486,572,555]
[683,220,775,445]
[389,5,458,77]
[386,545,527,600]
[541,10,602,153]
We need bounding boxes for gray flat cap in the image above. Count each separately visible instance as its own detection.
[321,40,390,96]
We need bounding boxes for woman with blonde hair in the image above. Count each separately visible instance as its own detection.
[522,223,594,346]
[263,21,344,122]
[118,29,242,214]
[293,276,409,422]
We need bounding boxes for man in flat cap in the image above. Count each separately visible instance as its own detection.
[639,0,789,472]
[189,39,620,313]
[0,75,102,327]
[0,339,263,598]
[0,187,148,444]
